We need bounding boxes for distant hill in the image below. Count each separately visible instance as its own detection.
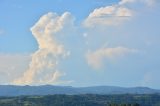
[0,85,159,96]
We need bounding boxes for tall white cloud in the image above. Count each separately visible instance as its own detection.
[86,47,137,69]
[13,12,74,85]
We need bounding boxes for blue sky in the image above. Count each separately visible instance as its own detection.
[0,0,160,89]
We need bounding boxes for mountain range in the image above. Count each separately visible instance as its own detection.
[0,85,159,96]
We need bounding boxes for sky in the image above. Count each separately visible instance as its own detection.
[0,0,160,89]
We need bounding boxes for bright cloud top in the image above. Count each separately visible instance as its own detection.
[13,12,74,85]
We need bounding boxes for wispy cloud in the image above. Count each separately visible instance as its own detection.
[86,47,137,69]
[0,54,30,84]
[0,29,5,35]
[140,70,160,88]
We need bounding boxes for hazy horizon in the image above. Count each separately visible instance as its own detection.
[0,0,160,89]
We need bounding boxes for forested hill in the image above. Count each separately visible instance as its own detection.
[0,94,160,106]
[0,85,160,96]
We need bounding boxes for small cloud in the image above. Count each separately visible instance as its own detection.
[83,33,88,38]
[141,72,152,86]
[0,29,5,35]
[86,47,137,69]
[140,71,160,88]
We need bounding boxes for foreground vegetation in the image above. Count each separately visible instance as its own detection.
[0,94,159,106]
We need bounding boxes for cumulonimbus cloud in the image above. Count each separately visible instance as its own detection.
[13,12,74,85]
[86,47,137,69]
